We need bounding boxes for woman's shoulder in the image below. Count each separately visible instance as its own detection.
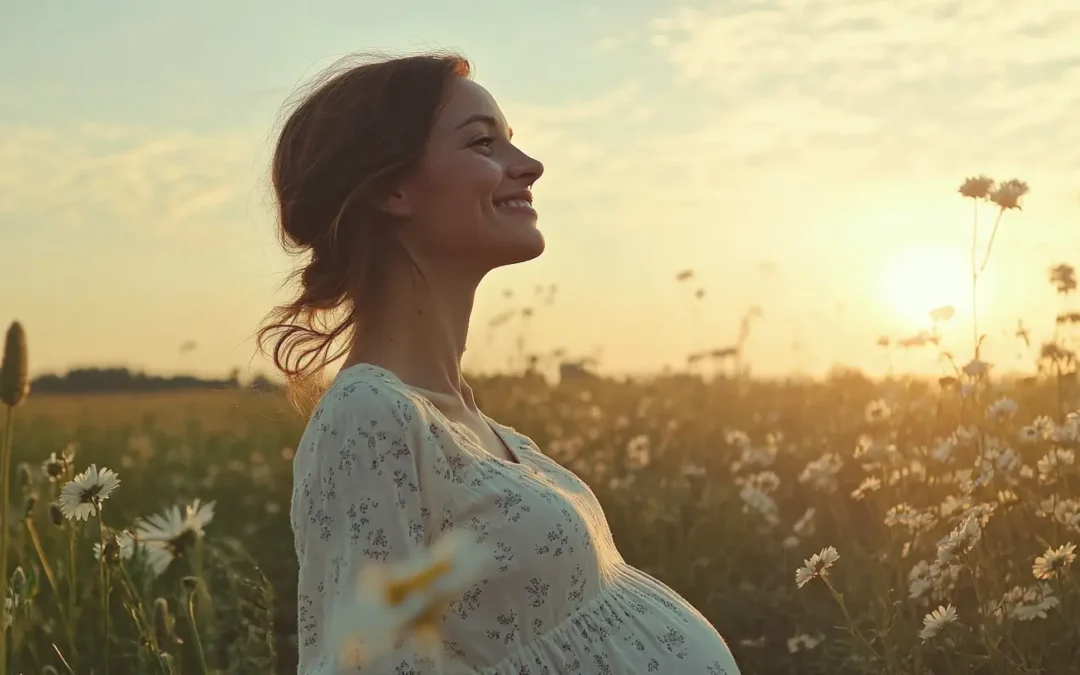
[306,364,433,437]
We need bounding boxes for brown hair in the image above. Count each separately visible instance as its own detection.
[257,51,471,412]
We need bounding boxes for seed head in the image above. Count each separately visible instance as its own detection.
[48,502,64,527]
[0,322,29,407]
[22,494,36,519]
[153,597,177,645]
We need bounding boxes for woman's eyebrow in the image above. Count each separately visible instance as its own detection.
[455,113,512,139]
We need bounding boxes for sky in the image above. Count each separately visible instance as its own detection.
[2,0,1080,381]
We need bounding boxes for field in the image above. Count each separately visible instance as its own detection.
[6,368,1079,675]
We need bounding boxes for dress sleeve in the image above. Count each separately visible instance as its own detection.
[291,383,452,674]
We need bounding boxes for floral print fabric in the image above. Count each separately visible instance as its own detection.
[292,364,741,674]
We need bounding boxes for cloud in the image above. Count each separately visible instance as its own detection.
[645,0,1080,171]
[0,124,263,235]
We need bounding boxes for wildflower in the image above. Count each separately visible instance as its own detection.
[625,435,650,469]
[939,494,973,520]
[908,560,933,600]
[851,476,881,501]
[962,359,988,377]
[987,397,1017,420]
[795,546,839,588]
[798,453,843,494]
[930,437,956,464]
[959,175,994,199]
[58,464,120,521]
[738,470,780,494]
[864,399,891,423]
[1001,583,1060,621]
[792,507,816,538]
[786,632,824,653]
[135,499,215,575]
[1018,426,1039,444]
[937,515,981,563]
[0,322,29,407]
[919,604,958,641]
[42,452,66,480]
[994,447,1022,475]
[989,178,1029,210]
[997,489,1019,505]
[93,530,137,563]
[680,462,706,478]
[739,485,779,527]
[1050,264,1077,294]
[1033,415,1056,437]
[1032,542,1076,580]
[330,529,490,669]
[1037,448,1074,484]
[885,503,937,535]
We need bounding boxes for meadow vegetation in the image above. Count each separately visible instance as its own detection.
[1,176,1078,674]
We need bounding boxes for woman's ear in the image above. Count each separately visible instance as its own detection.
[378,186,413,219]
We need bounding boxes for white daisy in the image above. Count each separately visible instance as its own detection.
[58,464,120,521]
[329,529,491,669]
[795,546,839,588]
[1032,542,1076,581]
[919,604,958,641]
[135,499,216,575]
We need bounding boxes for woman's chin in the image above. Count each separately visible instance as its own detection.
[489,227,545,266]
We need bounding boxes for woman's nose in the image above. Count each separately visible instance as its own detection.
[510,151,544,184]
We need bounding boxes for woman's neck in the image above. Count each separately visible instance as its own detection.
[343,260,482,410]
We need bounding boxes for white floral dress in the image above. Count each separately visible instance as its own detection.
[292,364,741,675]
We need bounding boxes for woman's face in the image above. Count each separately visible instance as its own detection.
[392,77,545,274]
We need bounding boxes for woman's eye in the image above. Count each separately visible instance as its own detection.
[472,135,495,149]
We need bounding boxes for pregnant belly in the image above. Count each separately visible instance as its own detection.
[610,563,741,674]
[480,562,742,675]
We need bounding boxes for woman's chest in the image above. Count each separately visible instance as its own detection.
[432,439,619,589]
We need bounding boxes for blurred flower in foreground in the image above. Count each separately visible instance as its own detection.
[795,546,839,588]
[136,499,216,575]
[58,464,120,521]
[919,604,958,641]
[1032,542,1076,581]
[330,530,491,669]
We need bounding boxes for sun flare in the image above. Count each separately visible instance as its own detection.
[881,246,969,327]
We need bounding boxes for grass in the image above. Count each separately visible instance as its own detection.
[3,370,1079,674]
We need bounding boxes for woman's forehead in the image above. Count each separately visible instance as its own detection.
[437,78,508,133]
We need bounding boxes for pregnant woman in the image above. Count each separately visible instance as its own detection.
[261,52,741,675]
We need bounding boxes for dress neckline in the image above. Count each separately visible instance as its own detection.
[335,362,526,466]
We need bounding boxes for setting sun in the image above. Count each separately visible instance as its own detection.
[881,246,970,327]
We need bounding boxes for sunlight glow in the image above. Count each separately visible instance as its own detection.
[881,246,969,328]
